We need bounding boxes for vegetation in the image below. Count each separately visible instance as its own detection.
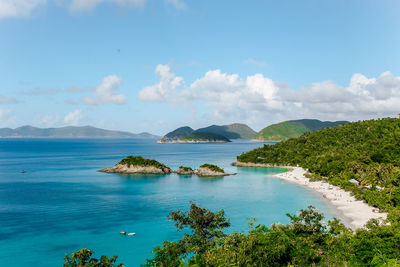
[118,156,170,170]
[194,123,256,139]
[199,164,224,173]
[64,248,123,267]
[163,126,194,140]
[179,132,230,142]
[253,119,348,141]
[239,118,400,213]
[179,166,193,172]
[145,203,400,266]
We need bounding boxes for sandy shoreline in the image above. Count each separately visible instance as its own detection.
[271,166,387,229]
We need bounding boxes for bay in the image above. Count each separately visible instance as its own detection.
[0,138,343,266]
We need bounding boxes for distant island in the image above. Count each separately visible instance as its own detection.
[253,119,349,141]
[158,123,256,143]
[100,155,233,177]
[0,125,160,139]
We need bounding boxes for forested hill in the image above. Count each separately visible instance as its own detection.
[194,123,256,139]
[253,119,349,141]
[238,118,400,211]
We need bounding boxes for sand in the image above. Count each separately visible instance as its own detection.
[272,166,387,229]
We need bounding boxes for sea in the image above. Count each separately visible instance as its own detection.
[0,138,346,266]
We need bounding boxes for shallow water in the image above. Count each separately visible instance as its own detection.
[0,138,340,266]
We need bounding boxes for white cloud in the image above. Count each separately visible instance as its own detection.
[137,64,184,102]
[69,0,146,12]
[63,109,83,125]
[138,65,400,127]
[82,75,126,105]
[165,0,186,10]
[0,0,46,19]
[0,94,18,104]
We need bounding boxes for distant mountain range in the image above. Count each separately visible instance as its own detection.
[159,120,349,143]
[253,119,349,141]
[0,125,160,139]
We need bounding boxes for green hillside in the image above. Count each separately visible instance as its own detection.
[194,123,256,139]
[239,118,400,211]
[254,119,348,141]
[179,132,230,142]
[164,126,194,139]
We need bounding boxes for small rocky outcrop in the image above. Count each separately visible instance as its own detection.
[99,164,171,174]
[174,166,194,175]
[193,164,234,177]
[99,155,172,174]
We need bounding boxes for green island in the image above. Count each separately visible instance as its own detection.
[99,155,172,174]
[118,156,169,170]
[199,163,225,173]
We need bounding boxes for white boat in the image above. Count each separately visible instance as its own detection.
[127,232,136,236]
[120,231,126,235]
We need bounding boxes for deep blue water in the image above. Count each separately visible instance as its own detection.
[0,138,343,266]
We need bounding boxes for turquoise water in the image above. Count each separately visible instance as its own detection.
[0,138,341,266]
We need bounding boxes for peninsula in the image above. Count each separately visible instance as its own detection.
[236,118,400,229]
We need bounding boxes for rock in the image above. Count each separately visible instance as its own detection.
[194,167,233,177]
[99,164,171,174]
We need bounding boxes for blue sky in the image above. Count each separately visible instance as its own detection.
[1,0,400,135]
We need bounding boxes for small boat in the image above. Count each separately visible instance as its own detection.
[20,170,26,173]
[120,231,126,235]
[127,233,136,236]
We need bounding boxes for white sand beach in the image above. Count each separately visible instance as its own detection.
[273,167,387,229]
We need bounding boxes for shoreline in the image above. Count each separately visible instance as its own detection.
[234,162,387,229]
[273,167,387,230]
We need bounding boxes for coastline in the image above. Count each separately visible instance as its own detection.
[274,167,387,229]
[234,162,387,229]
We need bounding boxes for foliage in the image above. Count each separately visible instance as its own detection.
[144,202,230,266]
[254,119,348,141]
[118,156,170,170]
[145,203,400,266]
[199,164,224,173]
[238,118,400,212]
[63,248,123,267]
[179,166,193,172]
[179,132,230,142]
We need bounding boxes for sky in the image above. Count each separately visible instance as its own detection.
[0,0,400,135]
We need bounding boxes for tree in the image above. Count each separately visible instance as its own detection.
[63,248,123,267]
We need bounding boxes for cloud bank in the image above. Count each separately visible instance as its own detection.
[138,65,400,126]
